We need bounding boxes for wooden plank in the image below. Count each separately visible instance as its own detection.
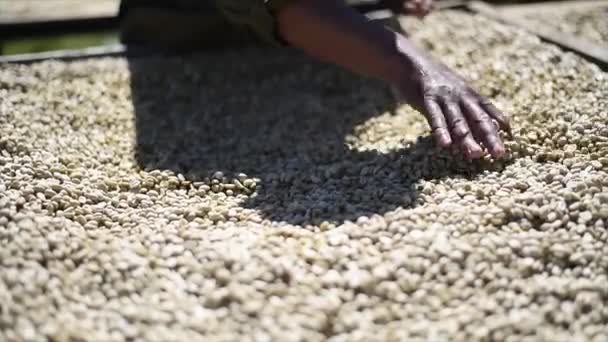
[0,0,119,23]
[468,1,608,69]
[0,17,119,40]
[0,1,118,39]
[0,44,159,64]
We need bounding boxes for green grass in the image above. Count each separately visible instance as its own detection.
[1,31,119,55]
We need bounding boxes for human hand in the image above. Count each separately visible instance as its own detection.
[276,0,509,161]
[400,58,511,160]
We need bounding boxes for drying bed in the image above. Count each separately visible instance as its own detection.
[1,11,607,342]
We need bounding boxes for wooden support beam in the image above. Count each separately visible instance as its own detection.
[0,44,162,64]
[0,17,120,40]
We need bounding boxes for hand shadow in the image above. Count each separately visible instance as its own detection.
[128,47,497,226]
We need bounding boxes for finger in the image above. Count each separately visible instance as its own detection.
[424,97,451,148]
[404,0,426,17]
[441,99,484,160]
[461,135,485,160]
[404,1,418,12]
[442,99,484,159]
[416,0,433,18]
[420,0,433,15]
[479,99,512,137]
[461,97,505,159]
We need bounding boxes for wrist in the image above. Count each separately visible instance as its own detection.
[387,35,427,97]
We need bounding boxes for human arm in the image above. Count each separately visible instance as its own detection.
[275,0,511,159]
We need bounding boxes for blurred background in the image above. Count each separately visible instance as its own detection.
[0,0,118,55]
[0,0,606,60]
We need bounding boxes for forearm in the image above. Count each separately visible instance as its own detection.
[275,0,510,160]
[276,0,423,87]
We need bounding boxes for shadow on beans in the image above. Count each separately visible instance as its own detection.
[128,47,494,226]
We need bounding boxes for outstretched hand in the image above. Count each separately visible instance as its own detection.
[399,55,511,160]
[276,0,511,160]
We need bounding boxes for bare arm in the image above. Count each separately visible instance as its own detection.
[276,0,510,159]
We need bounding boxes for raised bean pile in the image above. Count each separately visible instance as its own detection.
[1,12,607,342]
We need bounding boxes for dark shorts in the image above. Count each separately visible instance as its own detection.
[211,0,292,45]
[119,0,294,47]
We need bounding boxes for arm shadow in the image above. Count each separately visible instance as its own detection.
[128,47,505,226]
